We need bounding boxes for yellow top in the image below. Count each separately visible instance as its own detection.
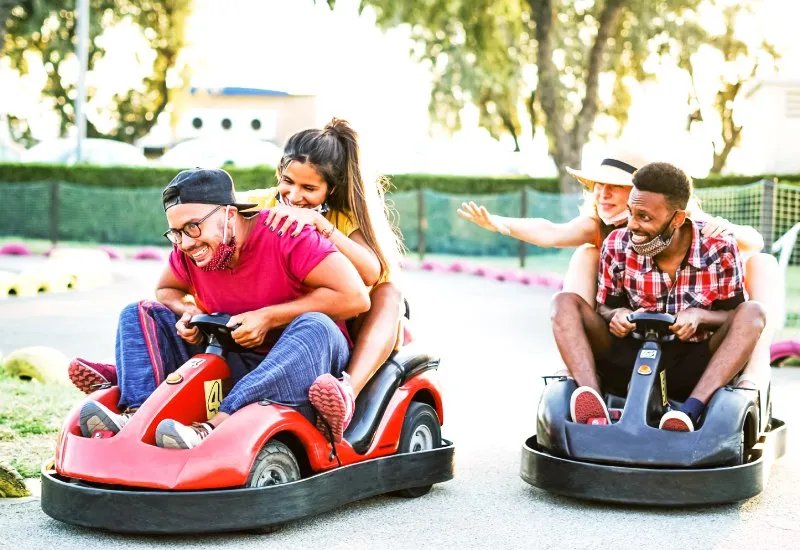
[237,187,359,237]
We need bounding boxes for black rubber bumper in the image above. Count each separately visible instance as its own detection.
[41,440,454,534]
[521,421,787,506]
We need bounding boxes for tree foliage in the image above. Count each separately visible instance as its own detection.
[678,1,779,173]
[334,0,706,191]
[2,0,191,144]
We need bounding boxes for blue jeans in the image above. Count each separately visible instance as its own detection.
[116,301,350,420]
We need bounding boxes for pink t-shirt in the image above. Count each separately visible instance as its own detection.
[169,210,350,349]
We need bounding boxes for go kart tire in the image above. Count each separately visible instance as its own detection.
[246,440,301,488]
[393,401,441,498]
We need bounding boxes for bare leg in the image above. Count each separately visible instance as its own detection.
[690,301,766,403]
[738,253,783,389]
[550,292,614,393]
[346,282,403,396]
[562,244,600,309]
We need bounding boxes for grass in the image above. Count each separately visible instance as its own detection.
[0,368,82,478]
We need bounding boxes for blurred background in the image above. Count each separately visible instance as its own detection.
[0,0,798,333]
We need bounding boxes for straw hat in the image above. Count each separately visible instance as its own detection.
[566,146,651,191]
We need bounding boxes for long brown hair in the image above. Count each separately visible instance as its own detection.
[278,118,401,281]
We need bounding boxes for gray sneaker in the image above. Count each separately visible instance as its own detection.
[155,420,213,449]
[79,401,136,437]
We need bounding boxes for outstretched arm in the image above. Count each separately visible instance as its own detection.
[457,201,598,248]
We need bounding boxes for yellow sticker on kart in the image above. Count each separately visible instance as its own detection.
[204,379,222,419]
[660,370,668,408]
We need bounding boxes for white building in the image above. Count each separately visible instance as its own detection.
[731,79,800,175]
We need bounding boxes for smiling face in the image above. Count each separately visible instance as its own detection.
[626,188,678,245]
[277,161,330,209]
[165,203,232,268]
[593,182,631,221]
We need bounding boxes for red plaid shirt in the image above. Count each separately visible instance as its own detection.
[597,220,747,342]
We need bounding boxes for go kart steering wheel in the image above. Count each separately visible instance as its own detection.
[188,313,250,354]
[627,312,676,342]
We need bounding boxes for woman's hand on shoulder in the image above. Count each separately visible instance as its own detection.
[700,215,733,238]
[265,205,323,237]
[457,201,511,235]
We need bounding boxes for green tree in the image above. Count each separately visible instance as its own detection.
[330,0,703,192]
[2,0,191,144]
[679,1,780,174]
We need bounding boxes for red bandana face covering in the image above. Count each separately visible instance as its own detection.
[200,206,237,272]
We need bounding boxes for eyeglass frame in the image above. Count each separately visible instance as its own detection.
[162,205,223,244]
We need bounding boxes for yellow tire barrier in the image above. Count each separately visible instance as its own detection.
[48,248,112,290]
[8,265,74,297]
[1,346,71,386]
[0,271,14,299]
[0,462,30,498]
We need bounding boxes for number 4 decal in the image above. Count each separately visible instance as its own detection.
[204,379,222,419]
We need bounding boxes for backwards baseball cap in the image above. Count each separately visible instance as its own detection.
[162,168,257,212]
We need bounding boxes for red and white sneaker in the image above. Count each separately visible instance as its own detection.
[309,372,355,443]
[569,386,610,425]
[68,358,118,394]
[659,410,694,432]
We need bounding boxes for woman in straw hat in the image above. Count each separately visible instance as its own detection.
[457,145,782,392]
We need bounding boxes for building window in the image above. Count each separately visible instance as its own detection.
[192,117,203,129]
[251,118,262,131]
[221,118,232,130]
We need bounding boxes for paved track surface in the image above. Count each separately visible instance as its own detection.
[1,258,798,549]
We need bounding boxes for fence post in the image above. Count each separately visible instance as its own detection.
[519,186,528,268]
[760,179,775,251]
[417,187,426,260]
[50,181,60,245]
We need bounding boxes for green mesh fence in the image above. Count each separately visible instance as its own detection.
[0,181,53,240]
[58,183,165,245]
[694,181,765,233]
[0,179,797,326]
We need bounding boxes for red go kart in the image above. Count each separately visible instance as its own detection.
[41,313,454,533]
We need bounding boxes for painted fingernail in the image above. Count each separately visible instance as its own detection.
[278,230,283,236]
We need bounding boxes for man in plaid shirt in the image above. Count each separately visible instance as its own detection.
[551,162,766,432]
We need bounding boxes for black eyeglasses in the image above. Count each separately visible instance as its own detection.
[163,206,222,244]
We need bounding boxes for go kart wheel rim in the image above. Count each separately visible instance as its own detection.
[255,465,293,486]
[410,424,433,452]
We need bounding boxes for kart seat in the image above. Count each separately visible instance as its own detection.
[344,343,439,454]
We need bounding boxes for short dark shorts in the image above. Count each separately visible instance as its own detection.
[595,337,712,402]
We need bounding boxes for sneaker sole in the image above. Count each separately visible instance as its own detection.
[309,375,348,443]
[69,361,110,394]
[79,403,120,438]
[155,421,191,450]
[660,418,692,432]
[571,390,608,424]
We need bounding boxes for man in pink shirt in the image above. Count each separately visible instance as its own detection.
[78,168,369,449]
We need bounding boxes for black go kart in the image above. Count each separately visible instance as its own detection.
[521,312,787,506]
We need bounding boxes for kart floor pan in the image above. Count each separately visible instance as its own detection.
[41,440,455,534]
[520,421,787,506]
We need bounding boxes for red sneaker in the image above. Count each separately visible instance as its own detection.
[309,373,355,444]
[659,410,694,432]
[68,358,118,394]
[569,386,610,424]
